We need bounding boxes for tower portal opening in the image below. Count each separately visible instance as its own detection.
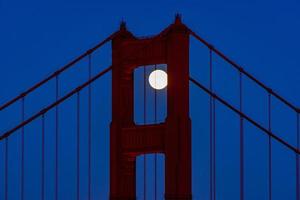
[136,153,165,199]
[134,64,167,125]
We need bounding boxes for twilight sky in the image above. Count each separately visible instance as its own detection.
[1,0,300,199]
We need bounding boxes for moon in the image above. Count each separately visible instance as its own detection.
[148,69,168,90]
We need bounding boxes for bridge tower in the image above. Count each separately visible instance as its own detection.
[110,15,191,200]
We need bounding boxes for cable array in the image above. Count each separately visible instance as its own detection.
[0,23,299,200]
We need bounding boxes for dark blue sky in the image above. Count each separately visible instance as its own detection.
[1,0,300,200]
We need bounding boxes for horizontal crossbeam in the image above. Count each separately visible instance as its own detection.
[122,124,165,155]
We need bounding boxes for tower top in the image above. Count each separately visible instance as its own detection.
[175,13,182,24]
[119,20,127,31]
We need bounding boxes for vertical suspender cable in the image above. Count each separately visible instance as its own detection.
[239,71,244,200]
[209,49,213,200]
[268,92,272,200]
[143,66,147,200]
[5,138,8,200]
[77,92,80,200]
[55,75,59,200]
[209,49,215,200]
[297,113,299,200]
[210,49,217,200]
[21,97,25,200]
[212,95,216,200]
[212,54,217,200]
[41,114,45,200]
[88,54,92,200]
[154,64,157,200]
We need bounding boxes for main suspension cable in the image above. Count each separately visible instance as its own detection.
[189,29,299,113]
[0,34,113,112]
[0,27,169,141]
[189,77,300,155]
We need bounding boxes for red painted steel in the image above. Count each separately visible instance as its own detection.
[109,15,192,200]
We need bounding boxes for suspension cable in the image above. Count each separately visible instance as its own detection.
[188,29,299,113]
[143,65,147,200]
[209,49,213,200]
[189,77,300,155]
[88,54,92,200]
[213,97,216,200]
[297,113,299,200]
[0,66,112,141]
[21,97,25,200]
[5,138,8,200]
[77,92,80,200]
[239,71,244,200]
[41,114,45,200]
[209,49,215,200]
[55,75,59,200]
[268,93,272,200]
[0,34,113,112]
[0,26,169,141]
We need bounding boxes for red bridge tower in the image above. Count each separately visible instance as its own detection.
[110,15,191,200]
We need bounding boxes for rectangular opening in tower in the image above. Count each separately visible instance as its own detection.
[134,64,167,125]
[136,153,165,199]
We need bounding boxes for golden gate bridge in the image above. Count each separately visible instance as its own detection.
[0,15,299,200]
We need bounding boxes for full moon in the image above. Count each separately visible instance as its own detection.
[149,69,168,90]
